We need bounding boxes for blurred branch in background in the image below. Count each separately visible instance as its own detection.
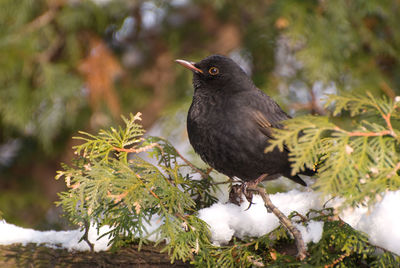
[0,0,399,229]
[78,33,123,123]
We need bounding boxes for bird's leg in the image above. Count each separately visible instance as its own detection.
[242,174,268,210]
[246,182,308,261]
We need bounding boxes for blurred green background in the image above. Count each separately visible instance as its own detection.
[1,0,399,229]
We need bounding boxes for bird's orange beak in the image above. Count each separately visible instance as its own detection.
[175,59,203,74]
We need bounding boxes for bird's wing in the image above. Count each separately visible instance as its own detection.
[237,90,291,150]
[252,110,279,138]
[244,90,289,133]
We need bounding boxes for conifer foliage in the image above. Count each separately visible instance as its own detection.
[56,107,400,266]
[56,112,217,261]
[267,93,400,207]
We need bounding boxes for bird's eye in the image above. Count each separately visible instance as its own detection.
[208,67,219,75]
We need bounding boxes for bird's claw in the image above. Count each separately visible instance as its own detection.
[245,201,255,211]
[228,184,243,206]
[242,183,254,205]
[229,174,269,209]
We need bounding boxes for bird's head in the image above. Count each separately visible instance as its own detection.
[175,54,254,94]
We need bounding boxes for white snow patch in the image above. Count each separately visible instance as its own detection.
[1,190,400,255]
[199,189,400,255]
[198,190,322,245]
[340,191,400,255]
[0,216,164,252]
[295,220,324,245]
[0,221,112,252]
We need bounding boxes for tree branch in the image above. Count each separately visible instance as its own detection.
[246,185,308,260]
[82,220,94,253]
[346,130,391,137]
[173,147,211,180]
[112,142,160,154]
[23,4,59,34]
[334,108,396,138]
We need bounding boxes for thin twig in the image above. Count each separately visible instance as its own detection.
[112,142,160,154]
[174,148,210,179]
[347,130,391,137]
[324,252,350,268]
[382,113,396,137]
[148,188,160,199]
[334,126,393,138]
[155,137,212,178]
[212,179,232,185]
[247,185,308,260]
[331,96,397,138]
[82,220,94,253]
[380,81,396,100]
[291,211,308,222]
[23,5,58,34]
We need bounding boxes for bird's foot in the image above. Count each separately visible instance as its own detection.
[228,184,243,206]
[228,183,256,209]
[241,183,255,210]
[242,174,269,209]
[228,174,269,209]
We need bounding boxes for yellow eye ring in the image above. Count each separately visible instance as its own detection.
[208,67,219,75]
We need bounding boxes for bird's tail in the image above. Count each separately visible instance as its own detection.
[289,174,307,186]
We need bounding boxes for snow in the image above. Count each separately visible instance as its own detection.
[1,190,400,256]
[295,220,324,245]
[340,191,400,255]
[0,221,112,252]
[197,190,322,245]
[198,189,400,255]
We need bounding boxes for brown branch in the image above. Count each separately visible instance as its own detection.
[112,143,160,154]
[335,108,396,138]
[324,252,350,268]
[246,185,308,260]
[380,81,396,100]
[148,189,160,199]
[212,179,232,185]
[332,93,397,138]
[174,147,210,179]
[382,113,396,137]
[23,5,58,34]
[82,220,94,253]
[291,211,308,222]
[347,130,391,137]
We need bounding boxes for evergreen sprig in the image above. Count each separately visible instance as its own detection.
[56,112,217,259]
[266,93,400,207]
[56,110,399,266]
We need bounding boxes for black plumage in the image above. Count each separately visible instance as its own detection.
[176,54,313,187]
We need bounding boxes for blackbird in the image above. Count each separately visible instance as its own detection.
[176,54,313,193]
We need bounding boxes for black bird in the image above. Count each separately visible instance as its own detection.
[176,55,313,196]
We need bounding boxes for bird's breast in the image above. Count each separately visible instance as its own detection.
[187,95,266,179]
[187,95,227,161]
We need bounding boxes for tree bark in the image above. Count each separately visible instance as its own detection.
[0,243,191,267]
